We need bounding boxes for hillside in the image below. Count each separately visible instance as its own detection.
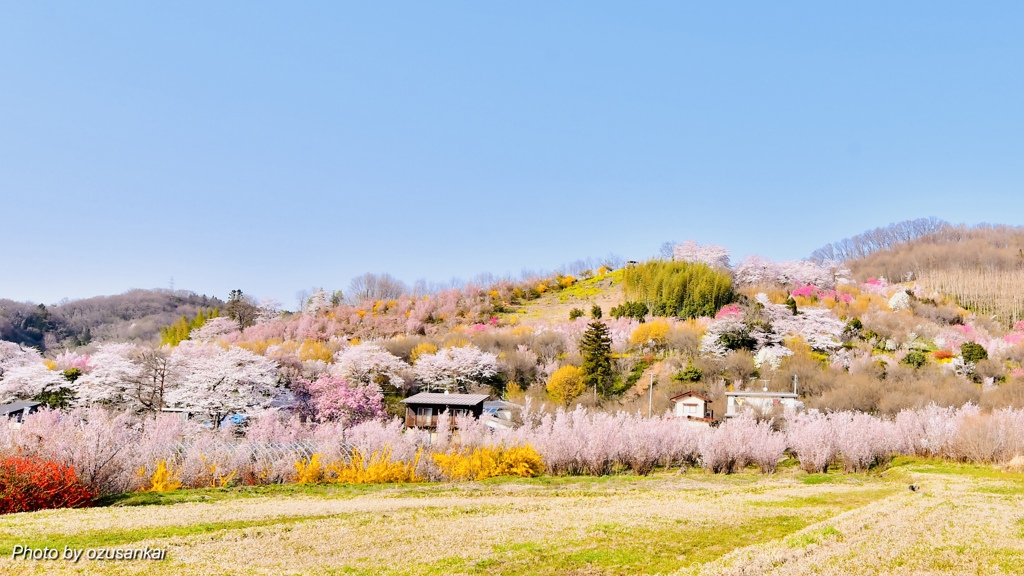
[839,223,1024,327]
[0,289,225,351]
[5,220,1024,420]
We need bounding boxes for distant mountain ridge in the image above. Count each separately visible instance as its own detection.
[0,289,224,350]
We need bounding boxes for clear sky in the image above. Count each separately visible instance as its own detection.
[2,2,1023,308]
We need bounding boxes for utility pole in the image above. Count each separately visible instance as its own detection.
[648,372,654,418]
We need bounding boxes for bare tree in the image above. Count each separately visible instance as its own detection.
[347,273,408,304]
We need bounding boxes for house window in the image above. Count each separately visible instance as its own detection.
[453,408,471,418]
[416,407,433,426]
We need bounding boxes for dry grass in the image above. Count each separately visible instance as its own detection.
[1,461,1022,575]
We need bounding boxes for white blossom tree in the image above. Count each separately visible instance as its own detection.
[74,343,183,412]
[734,256,851,289]
[332,343,409,389]
[189,316,239,342]
[73,343,144,407]
[0,363,65,403]
[672,241,731,269]
[0,341,64,402]
[413,345,499,393]
[755,293,845,351]
[166,343,281,426]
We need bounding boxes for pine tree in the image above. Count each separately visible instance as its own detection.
[580,321,614,398]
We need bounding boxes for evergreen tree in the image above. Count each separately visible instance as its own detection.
[580,321,614,398]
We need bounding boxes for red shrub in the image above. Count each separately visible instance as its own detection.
[934,350,955,360]
[0,457,97,514]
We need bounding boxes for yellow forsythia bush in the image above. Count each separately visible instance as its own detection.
[328,447,422,484]
[144,460,182,492]
[294,448,423,485]
[432,444,544,481]
[294,454,325,484]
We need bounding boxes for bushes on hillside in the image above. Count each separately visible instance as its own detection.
[610,301,648,322]
[622,260,734,319]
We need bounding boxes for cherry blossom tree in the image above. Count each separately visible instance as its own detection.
[672,241,731,269]
[294,373,386,425]
[73,343,144,407]
[0,362,65,403]
[74,343,183,413]
[700,307,750,356]
[734,256,851,289]
[0,341,64,402]
[413,345,499,392]
[754,293,845,351]
[754,346,794,370]
[332,343,409,389]
[166,343,282,426]
[189,316,239,342]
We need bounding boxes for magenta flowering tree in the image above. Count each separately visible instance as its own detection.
[296,373,386,426]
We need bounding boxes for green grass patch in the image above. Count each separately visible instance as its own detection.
[888,456,1024,480]
[749,487,896,510]
[443,515,814,575]
[786,525,842,548]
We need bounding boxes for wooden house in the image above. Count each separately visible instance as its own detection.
[400,392,490,428]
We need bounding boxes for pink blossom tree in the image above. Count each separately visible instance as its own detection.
[293,373,386,426]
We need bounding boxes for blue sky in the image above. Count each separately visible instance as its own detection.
[2,2,1023,308]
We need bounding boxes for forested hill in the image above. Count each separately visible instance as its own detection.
[0,289,224,350]
[817,221,1024,327]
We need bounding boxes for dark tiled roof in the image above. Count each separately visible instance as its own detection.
[400,393,490,406]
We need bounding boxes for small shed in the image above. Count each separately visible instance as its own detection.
[400,393,490,428]
[1,400,42,423]
[669,391,713,420]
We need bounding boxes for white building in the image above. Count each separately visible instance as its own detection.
[669,391,714,421]
[724,391,800,418]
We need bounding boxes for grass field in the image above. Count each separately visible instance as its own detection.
[2,458,1024,575]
